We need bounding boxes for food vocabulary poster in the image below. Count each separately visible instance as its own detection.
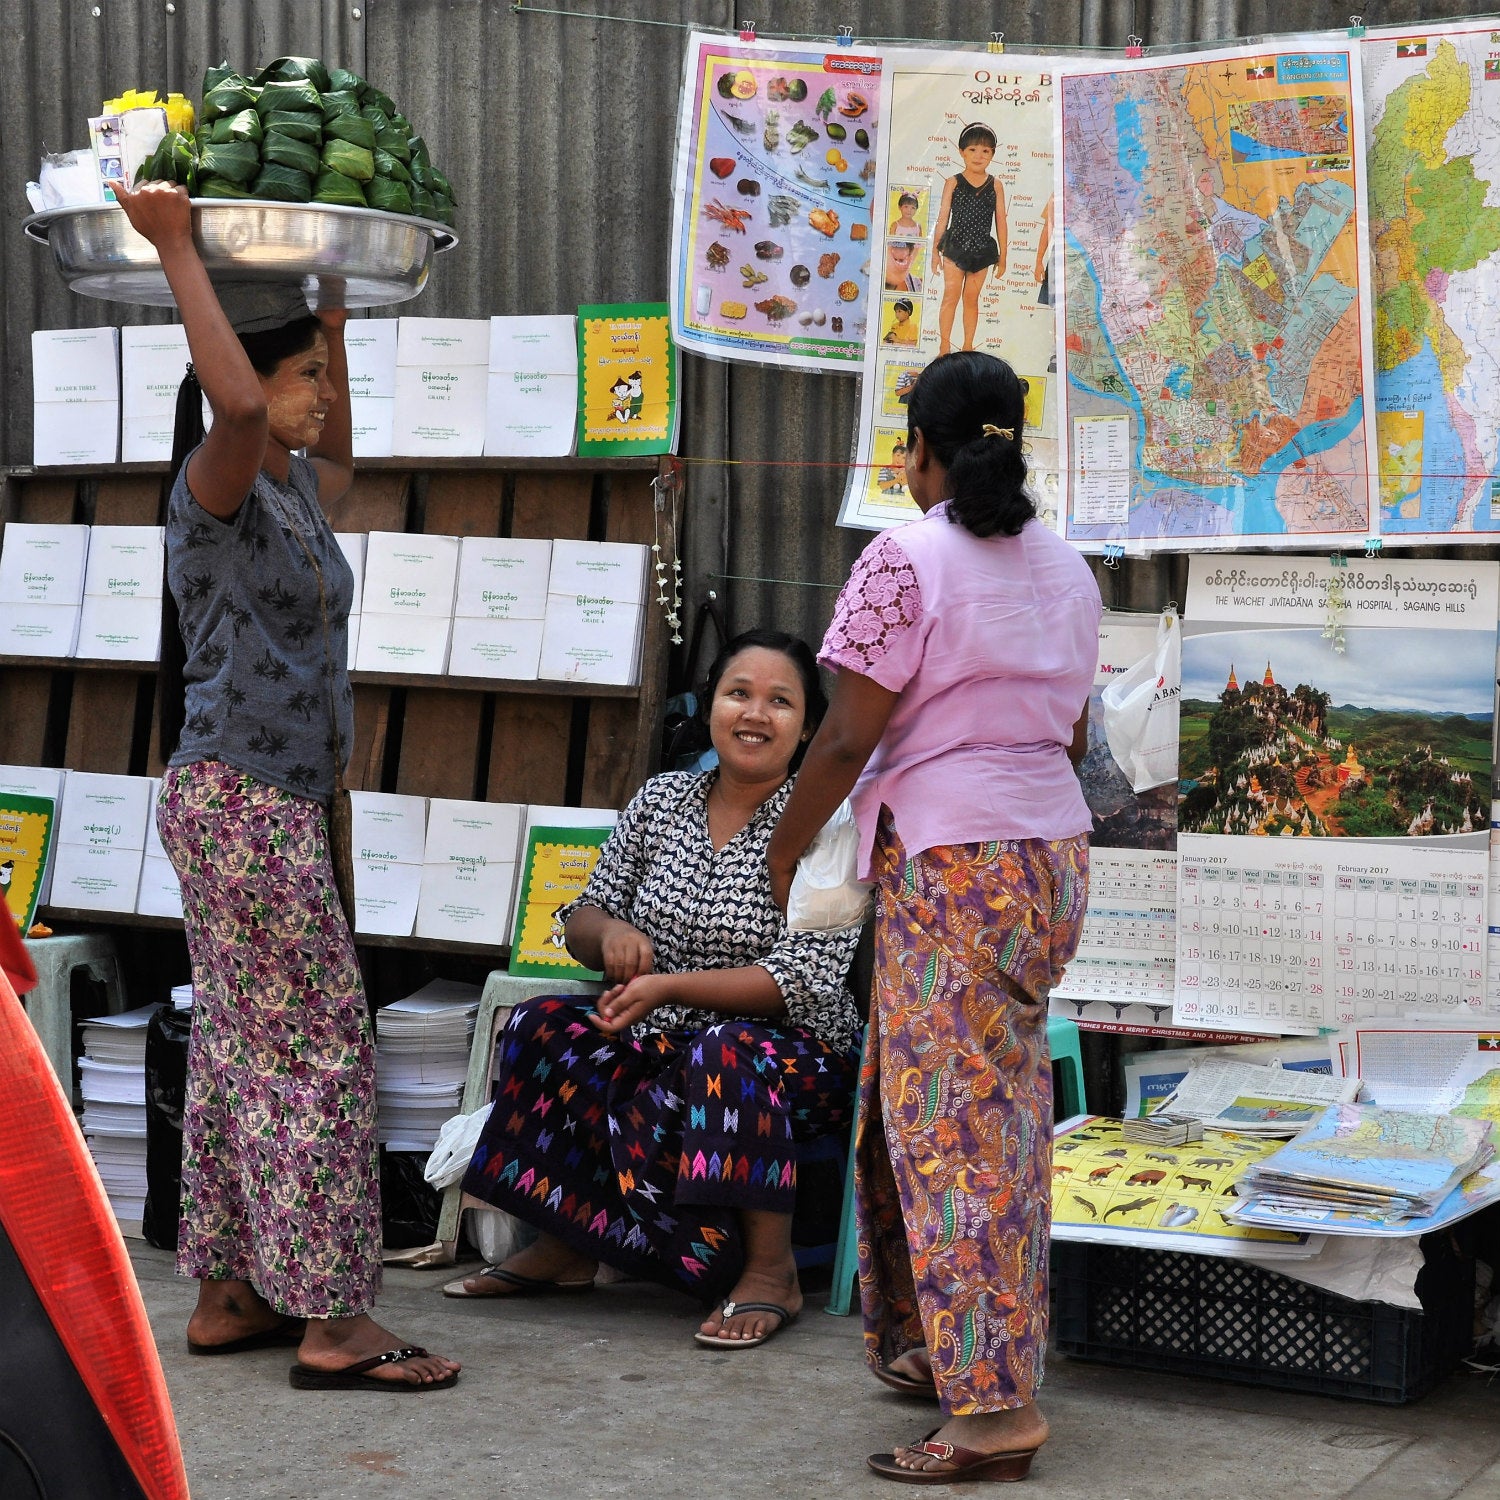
[1058,39,1378,552]
[1363,21,1500,542]
[1175,556,1499,1034]
[840,50,1065,531]
[671,33,881,370]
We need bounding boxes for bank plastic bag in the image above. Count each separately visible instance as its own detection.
[423,1101,492,1190]
[788,799,873,933]
[1100,607,1181,793]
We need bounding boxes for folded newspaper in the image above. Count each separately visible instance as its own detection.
[1154,1060,1360,1137]
[1231,1103,1495,1226]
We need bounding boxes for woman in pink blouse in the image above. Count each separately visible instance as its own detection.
[769,352,1101,1484]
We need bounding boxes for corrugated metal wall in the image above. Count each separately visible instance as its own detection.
[2,0,1486,690]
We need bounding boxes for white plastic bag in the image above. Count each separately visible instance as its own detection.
[423,1101,493,1190]
[1100,608,1181,793]
[788,799,874,933]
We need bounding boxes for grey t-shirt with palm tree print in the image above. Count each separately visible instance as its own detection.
[166,451,354,804]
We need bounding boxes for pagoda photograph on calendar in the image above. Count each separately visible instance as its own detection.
[1177,626,1493,842]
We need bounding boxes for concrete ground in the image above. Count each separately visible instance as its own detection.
[130,1243,1500,1500]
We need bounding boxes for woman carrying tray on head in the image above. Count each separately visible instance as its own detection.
[450,630,862,1351]
[111,178,459,1393]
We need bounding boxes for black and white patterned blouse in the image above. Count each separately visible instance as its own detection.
[558,771,862,1050]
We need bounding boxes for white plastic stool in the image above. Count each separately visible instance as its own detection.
[22,933,130,1091]
[430,972,603,1263]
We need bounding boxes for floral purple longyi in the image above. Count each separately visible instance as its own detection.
[157,760,381,1319]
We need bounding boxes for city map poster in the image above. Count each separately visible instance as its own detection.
[1174,555,1499,1034]
[838,50,1064,531]
[1364,22,1500,542]
[1058,40,1378,552]
[670,32,880,372]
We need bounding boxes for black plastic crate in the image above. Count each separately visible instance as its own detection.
[1051,1235,1474,1404]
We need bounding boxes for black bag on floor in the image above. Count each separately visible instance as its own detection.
[379,1147,442,1248]
[142,1005,192,1252]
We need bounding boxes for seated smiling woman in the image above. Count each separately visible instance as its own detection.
[449,630,863,1347]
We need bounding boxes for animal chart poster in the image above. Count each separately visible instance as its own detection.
[1175,555,1500,1034]
[507,826,611,978]
[1058,39,1378,552]
[670,33,880,370]
[0,794,54,933]
[839,50,1065,531]
[575,303,679,456]
[1051,1116,1318,1257]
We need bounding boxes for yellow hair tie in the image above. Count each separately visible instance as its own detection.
[981,424,1015,440]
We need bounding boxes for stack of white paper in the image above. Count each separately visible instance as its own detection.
[415,799,525,943]
[375,978,481,1150]
[33,328,119,465]
[0,523,90,656]
[121,325,190,462]
[80,1002,158,1230]
[50,772,152,913]
[393,318,489,457]
[77,525,163,661]
[0,764,65,905]
[335,533,367,672]
[354,532,460,674]
[485,315,578,457]
[169,982,194,1010]
[448,537,551,680]
[351,791,427,937]
[346,319,397,458]
[135,779,181,919]
[539,540,650,686]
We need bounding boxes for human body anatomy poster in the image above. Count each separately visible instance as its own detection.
[1174,555,1499,1033]
[1058,39,1378,552]
[839,50,1065,531]
[1364,22,1500,541]
[670,33,880,370]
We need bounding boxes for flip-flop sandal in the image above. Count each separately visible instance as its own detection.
[440,1265,596,1299]
[693,1299,797,1349]
[871,1362,938,1398]
[187,1318,305,1356]
[287,1346,459,1392]
[866,1430,1041,1484]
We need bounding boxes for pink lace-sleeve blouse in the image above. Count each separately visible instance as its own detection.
[820,503,1102,879]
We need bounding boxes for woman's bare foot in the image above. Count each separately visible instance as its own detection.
[456,1232,598,1296]
[295,1314,461,1387]
[887,1347,933,1386]
[698,1258,802,1343]
[887,1405,1049,1474]
[186,1279,294,1349]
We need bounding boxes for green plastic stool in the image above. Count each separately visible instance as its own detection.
[825,1013,1087,1317]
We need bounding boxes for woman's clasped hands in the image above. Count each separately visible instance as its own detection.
[588,914,670,1034]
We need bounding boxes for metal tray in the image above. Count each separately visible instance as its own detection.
[23,200,458,308]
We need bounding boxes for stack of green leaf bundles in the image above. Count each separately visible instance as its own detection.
[136,55,456,226]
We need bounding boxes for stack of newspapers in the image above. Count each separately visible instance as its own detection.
[374,979,480,1152]
[79,1003,159,1229]
[1234,1103,1494,1224]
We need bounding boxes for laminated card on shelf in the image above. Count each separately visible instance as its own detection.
[0,766,65,906]
[33,402,119,466]
[75,596,161,662]
[0,792,55,932]
[353,612,452,675]
[120,325,188,462]
[455,536,552,620]
[55,773,152,852]
[0,524,90,606]
[393,317,489,458]
[33,327,121,466]
[82,526,163,599]
[415,797,525,944]
[546,540,649,604]
[539,600,643,686]
[360,533,460,618]
[485,315,579,457]
[50,843,145,913]
[350,791,427,938]
[0,604,81,657]
[346,320,397,458]
[350,395,395,459]
[447,617,544,680]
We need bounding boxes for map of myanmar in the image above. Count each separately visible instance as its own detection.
[1060,44,1375,550]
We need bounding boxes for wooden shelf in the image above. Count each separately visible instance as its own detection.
[7,455,668,479]
[39,905,511,959]
[0,656,643,698]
